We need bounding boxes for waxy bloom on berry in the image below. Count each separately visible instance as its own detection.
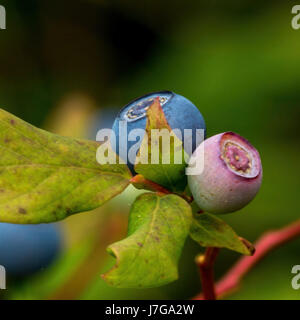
[188,132,262,214]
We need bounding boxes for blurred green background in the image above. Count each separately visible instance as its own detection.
[0,0,300,300]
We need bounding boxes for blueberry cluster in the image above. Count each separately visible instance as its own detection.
[112,91,262,214]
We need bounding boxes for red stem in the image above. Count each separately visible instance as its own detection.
[196,247,220,300]
[130,174,193,202]
[130,175,172,194]
[193,219,300,300]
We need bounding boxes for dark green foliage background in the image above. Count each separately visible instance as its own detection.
[0,0,299,299]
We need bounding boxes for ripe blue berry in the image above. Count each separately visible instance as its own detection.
[188,132,262,214]
[112,91,206,174]
[0,223,62,276]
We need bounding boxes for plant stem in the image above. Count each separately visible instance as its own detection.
[196,247,220,300]
[193,219,300,300]
[130,174,193,202]
[130,175,172,194]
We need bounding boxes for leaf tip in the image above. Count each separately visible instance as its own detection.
[239,237,256,256]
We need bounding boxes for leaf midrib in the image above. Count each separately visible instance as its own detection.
[0,163,124,175]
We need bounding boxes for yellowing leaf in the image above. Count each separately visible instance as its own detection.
[102,193,192,288]
[0,109,131,224]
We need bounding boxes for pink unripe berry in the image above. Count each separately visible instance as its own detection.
[188,132,262,214]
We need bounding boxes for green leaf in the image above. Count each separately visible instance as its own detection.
[102,193,192,288]
[190,212,254,255]
[134,98,188,192]
[0,109,131,224]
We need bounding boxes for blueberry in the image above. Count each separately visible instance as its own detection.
[112,91,206,174]
[188,132,262,214]
[0,223,62,276]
